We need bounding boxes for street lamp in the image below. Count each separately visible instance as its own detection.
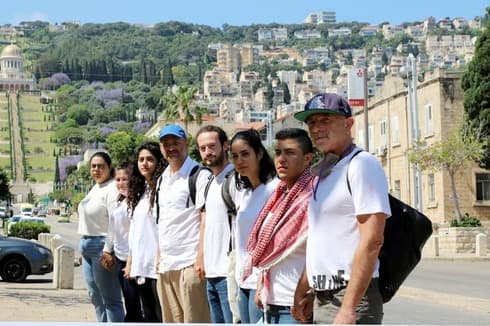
[400,53,423,212]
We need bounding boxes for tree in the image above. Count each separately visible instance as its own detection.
[0,168,11,202]
[461,6,490,169]
[160,86,208,133]
[105,131,141,165]
[66,104,92,125]
[407,129,484,222]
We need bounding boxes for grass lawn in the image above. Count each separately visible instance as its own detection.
[0,143,10,152]
[20,94,57,183]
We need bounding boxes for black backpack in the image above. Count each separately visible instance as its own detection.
[347,150,433,303]
[155,164,211,224]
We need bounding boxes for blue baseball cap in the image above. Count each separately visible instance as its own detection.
[159,124,186,139]
[294,93,352,122]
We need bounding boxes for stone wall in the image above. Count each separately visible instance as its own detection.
[436,227,489,255]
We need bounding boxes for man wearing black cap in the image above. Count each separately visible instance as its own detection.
[291,93,391,324]
[156,124,212,323]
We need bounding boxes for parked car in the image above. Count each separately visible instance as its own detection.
[19,203,34,217]
[7,216,46,235]
[0,235,53,282]
[0,207,6,219]
[7,215,23,235]
[36,209,47,218]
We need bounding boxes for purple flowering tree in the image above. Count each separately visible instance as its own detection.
[51,73,71,86]
[58,154,83,181]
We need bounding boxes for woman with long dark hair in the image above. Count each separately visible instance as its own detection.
[100,161,144,322]
[230,129,279,323]
[78,151,124,322]
[125,142,166,322]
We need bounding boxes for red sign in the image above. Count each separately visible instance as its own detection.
[349,99,365,107]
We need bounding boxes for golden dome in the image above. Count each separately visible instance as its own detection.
[1,44,22,58]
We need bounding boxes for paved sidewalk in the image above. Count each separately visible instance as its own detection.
[0,285,93,322]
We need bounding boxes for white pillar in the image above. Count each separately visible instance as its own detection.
[53,245,75,289]
[476,233,487,256]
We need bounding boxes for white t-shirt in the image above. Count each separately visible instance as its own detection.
[268,244,306,306]
[203,164,235,278]
[157,156,212,273]
[103,199,130,261]
[128,187,159,280]
[78,179,118,236]
[235,177,280,289]
[306,149,391,291]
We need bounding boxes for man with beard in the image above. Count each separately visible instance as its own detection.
[196,125,237,323]
[157,124,212,323]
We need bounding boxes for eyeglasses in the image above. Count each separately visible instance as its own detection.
[91,164,107,170]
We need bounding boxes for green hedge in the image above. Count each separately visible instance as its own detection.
[450,213,482,227]
[8,222,51,239]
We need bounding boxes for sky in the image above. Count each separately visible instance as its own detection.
[1,0,488,27]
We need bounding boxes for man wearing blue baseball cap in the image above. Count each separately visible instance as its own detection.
[155,124,212,323]
[292,93,391,324]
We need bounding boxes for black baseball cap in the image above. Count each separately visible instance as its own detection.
[294,93,352,122]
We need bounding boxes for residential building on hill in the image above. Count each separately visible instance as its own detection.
[352,69,489,224]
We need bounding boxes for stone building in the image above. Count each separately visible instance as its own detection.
[0,44,36,92]
[352,68,490,225]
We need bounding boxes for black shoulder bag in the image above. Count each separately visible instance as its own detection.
[347,150,433,303]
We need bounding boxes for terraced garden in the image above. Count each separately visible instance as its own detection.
[0,95,11,172]
[18,94,58,182]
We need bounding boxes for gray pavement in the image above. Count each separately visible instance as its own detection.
[1,214,489,323]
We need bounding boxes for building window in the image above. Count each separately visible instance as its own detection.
[393,180,401,199]
[358,129,365,150]
[380,119,387,147]
[391,115,399,145]
[368,124,374,153]
[476,173,490,201]
[428,174,435,202]
[424,104,434,137]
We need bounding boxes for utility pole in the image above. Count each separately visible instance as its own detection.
[405,53,423,212]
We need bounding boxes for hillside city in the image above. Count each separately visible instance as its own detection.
[0,8,489,324]
[0,10,488,227]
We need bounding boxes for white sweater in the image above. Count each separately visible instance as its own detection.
[77,179,118,236]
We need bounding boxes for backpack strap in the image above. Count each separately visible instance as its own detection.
[155,175,163,224]
[346,150,364,195]
[222,169,237,253]
[187,164,212,208]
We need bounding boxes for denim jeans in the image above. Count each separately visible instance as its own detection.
[265,305,300,324]
[238,287,263,324]
[207,277,233,323]
[80,236,124,322]
[115,257,144,322]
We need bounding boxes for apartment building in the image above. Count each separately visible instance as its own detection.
[258,28,288,42]
[217,44,240,72]
[381,24,404,39]
[359,26,378,37]
[304,11,336,25]
[352,69,489,224]
[293,29,321,39]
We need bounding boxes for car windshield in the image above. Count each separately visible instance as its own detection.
[10,216,21,222]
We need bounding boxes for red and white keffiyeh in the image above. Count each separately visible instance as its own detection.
[243,169,314,303]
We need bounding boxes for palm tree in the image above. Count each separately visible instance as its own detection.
[160,86,208,133]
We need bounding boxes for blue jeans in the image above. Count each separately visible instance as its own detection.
[238,287,263,324]
[80,236,124,322]
[207,277,233,323]
[265,305,300,324]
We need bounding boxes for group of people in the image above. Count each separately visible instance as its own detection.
[77,93,391,324]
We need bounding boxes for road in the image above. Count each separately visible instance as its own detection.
[18,215,490,324]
